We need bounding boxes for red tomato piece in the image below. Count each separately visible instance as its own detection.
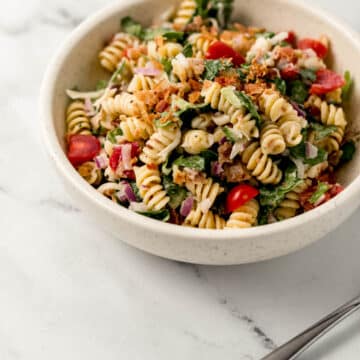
[281,64,299,80]
[310,69,345,95]
[226,184,259,213]
[109,142,140,171]
[285,31,296,47]
[67,135,101,167]
[298,38,328,58]
[206,41,245,67]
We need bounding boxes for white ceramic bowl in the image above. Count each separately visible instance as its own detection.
[40,0,360,265]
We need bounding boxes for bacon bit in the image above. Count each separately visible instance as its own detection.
[155,99,170,113]
[169,208,182,225]
[188,79,202,91]
[146,163,158,170]
[273,46,298,63]
[244,82,267,99]
[215,72,242,89]
[188,91,201,104]
[247,60,269,82]
[223,162,251,183]
[218,142,233,165]
[308,105,321,118]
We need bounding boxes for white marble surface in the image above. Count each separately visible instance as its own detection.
[1,0,360,359]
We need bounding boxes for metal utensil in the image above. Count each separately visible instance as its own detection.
[261,294,360,360]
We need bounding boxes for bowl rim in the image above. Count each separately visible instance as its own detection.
[40,0,360,241]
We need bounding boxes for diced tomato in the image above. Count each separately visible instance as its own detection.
[206,41,245,67]
[298,38,328,58]
[285,31,296,47]
[155,99,170,113]
[329,183,344,197]
[109,142,140,171]
[310,69,345,95]
[123,170,135,180]
[281,64,299,80]
[67,135,101,167]
[226,184,259,213]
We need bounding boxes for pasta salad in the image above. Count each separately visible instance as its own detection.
[65,0,355,229]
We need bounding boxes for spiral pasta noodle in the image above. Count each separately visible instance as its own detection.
[99,33,137,72]
[260,123,286,155]
[185,178,224,209]
[102,92,146,118]
[274,180,312,220]
[191,113,214,130]
[140,124,182,164]
[120,116,154,141]
[66,101,92,135]
[188,32,217,58]
[241,142,282,184]
[232,113,259,140]
[173,0,197,29]
[225,199,259,229]
[77,161,102,186]
[184,205,226,229]
[127,74,158,93]
[134,165,170,210]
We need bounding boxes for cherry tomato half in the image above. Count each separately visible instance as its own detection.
[310,69,345,95]
[109,142,140,171]
[205,41,245,67]
[298,38,328,58]
[67,135,101,167]
[285,31,296,47]
[280,64,299,80]
[226,184,259,213]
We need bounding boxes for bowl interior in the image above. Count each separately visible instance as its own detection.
[51,0,360,188]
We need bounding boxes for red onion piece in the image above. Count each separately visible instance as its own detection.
[180,197,194,217]
[211,161,224,177]
[290,100,307,118]
[115,186,128,203]
[129,202,148,212]
[267,213,278,224]
[305,142,318,159]
[121,143,133,170]
[123,182,137,202]
[94,154,108,169]
[134,67,161,77]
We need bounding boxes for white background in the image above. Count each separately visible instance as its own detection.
[0,0,359,359]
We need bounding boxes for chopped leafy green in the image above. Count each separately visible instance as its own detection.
[279,41,291,47]
[195,0,234,28]
[203,59,232,80]
[200,149,218,170]
[162,31,184,41]
[342,70,353,101]
[137,209,170,222]
[237,64,250,81]
[340,141,356,163]
[311,123,337,141]
[289,140,328,166]
[274,77,286,95]
[289,80,308,104]
[258,207,273,225]
[235,91,262,125]
[162,158,172,176]
[172,98,208,119]
[300,68,317,82]
[154,112,175,128]
[144,29,184,41]
[129,182,142,202]
[182,42,193,57]
[260,166,302,208]
[96,80,108,90]
[163,176,188,209]
[256,31,275,39]
[106,128,123,144]
[121,16,144,38]
[309,182,329,204]
[109,59,126,84]
[173,155,206,171]
[223,126,238,143]
[160,57,172,75]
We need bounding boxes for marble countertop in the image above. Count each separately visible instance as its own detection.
[1,0,360,359]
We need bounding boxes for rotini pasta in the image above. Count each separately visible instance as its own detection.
[241,142,282,184]
[66,101,92,135]
[65,3,352,228]
[184,205,226,229]
[225,199,259,228]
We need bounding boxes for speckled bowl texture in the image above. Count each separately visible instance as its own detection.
[40,0,360,264]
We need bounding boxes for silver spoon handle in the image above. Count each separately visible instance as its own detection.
[261,295,360,360]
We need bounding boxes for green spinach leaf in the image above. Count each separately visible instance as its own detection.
[309,182,329,204]
[163,176,188,209]
[137,209,170,221]
[173,155,206,171]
